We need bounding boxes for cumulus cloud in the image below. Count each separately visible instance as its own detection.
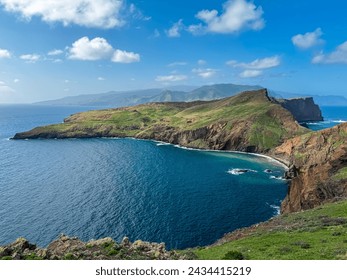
[0,48,11,58]
[227,55,280,78]
[0,0,124,28]
[239,69,262,78]
[292,28,324,49]
[189,0,264,34]
[68,37,113,60]
[155,75,188,82]
[231,56,280,69]
[20,54,40,63]
[166,19,184,37]
[68,36,140,63]
[312,41,347,64]
[112,49,140,63]
[192,68,217,78]
[48,49,64,56]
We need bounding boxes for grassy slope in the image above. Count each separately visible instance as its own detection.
[15,90,307,151]
[193,200,347,260]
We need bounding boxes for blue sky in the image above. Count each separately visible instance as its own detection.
[1,0,347,103]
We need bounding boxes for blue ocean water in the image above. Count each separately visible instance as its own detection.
[0,105,290,249]
[305,106,347,131]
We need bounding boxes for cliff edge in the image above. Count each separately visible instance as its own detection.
[272,122,347,213]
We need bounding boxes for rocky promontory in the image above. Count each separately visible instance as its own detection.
[277,97,323,122]
[12,90,308,154]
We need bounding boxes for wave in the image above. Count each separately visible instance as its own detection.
[156,142,170,146]
[270,175,287,181]
[227,168,258,175]
[267,203,281,215]
[332,120,346,123]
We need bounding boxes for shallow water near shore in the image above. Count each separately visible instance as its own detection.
[0,105,289,249]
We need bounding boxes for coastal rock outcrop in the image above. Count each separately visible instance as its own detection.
[277,97,323,122]
[271,122,347,213]
[0,235,194,260]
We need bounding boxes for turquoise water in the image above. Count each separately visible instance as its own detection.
[0,105,289,249]
[304,106,347,131]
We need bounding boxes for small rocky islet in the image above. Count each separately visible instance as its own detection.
[6,89,347,260]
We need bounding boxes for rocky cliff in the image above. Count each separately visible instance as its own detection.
[277,97,323,122]
[271,122,347,213]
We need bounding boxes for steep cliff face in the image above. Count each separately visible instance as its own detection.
[277,97,323,122]
[271,122,347,213]
[13,90,308,153]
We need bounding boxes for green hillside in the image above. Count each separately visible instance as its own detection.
[193,200,347,260]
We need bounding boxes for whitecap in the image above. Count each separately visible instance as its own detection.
[227,168,258,175]
[268,204,281,215]
[270,175,287,181]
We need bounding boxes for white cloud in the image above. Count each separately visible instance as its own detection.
[292,28,324,49]
[0,0,124,28]
[167,61,187,67]
[193,68,217,78]
[198,59,207,65]
[312,41,347,64]
[68,36,140,63]
[20,54,40,63]
[68,37,113,61]
[112,49,140,63]
[48,49,64,56]
[189,0,264,34]
[155,75,188,82]
[166,19,184,38]
[0,81,15,94]
[228,56,280,69]
[239,69,262,78]
[13,78,20,83]
[129,3,151,21]
[97,77,105,81]
[0,48,11,58]
[227,55,280,78]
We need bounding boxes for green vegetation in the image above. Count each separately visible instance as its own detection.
[23,253,43,260]
[333,167,347,181]
[63,253,76,260]
[193,200,347,260]
[102,241,119,256]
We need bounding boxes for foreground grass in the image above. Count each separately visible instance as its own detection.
[193,200,347,260]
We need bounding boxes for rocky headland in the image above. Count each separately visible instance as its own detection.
[276,97,323,122]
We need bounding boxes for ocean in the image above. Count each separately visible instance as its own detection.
[0,105,344,249]
[305,106,347,131]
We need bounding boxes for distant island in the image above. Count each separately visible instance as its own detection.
[5,89,347,260]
